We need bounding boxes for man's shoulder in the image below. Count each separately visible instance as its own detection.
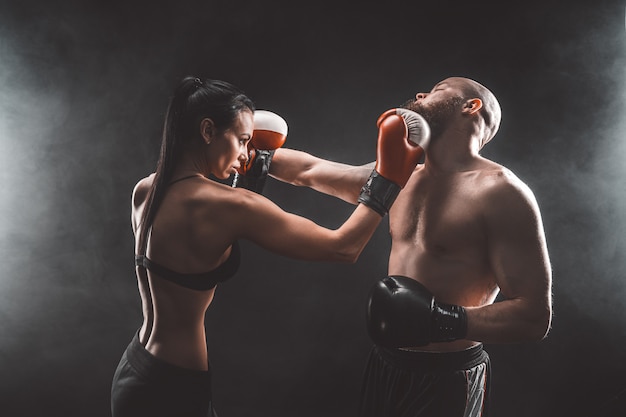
[477,159,529,189]
[477,161,540,215]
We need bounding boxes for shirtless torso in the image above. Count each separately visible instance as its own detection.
[389,159,512,351]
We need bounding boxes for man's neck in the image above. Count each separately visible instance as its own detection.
[424,135,483,174]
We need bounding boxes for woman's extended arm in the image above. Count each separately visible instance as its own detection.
[231,189,382,263]
[270,148,373,205]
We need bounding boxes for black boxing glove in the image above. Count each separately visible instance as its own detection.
[366,275,468,348]
[233,149,274,194]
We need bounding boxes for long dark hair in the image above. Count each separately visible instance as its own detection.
[137,76,255,254]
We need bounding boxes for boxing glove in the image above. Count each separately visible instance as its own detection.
[366,275,467,348]
[357,109,430,216]
[233,110,288,194]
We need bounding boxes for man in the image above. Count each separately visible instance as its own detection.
[268,77,552,417]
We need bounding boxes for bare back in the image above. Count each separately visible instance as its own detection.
[132,174,242,370]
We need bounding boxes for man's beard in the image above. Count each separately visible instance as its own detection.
[402,96,464,140]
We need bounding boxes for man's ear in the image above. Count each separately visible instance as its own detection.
[462,98,483,115]
[200,118,215,144]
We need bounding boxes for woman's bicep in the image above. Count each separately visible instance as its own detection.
[231,190,380,262]
[236,197,327,258]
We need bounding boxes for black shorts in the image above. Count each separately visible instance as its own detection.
[111,332,217,417]
[358,344,491,417]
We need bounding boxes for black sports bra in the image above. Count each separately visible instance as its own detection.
[135,241,240,291]
[134,174,240,291]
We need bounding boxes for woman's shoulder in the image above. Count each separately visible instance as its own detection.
[193,180,281,230]
[132,174,155,206]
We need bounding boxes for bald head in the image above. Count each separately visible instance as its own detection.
[403,77,502,148]
[448,77,502,146]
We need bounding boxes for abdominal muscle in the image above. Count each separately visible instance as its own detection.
[388,242,499,353]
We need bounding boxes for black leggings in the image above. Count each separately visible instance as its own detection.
[358,344,491,417]
[111,332,218,417]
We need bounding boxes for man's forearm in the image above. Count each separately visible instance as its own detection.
[465,298,552,344]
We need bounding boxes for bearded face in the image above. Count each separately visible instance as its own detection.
[402,95,464,140]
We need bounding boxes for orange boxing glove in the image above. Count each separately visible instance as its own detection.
[248,109,288,152]
[358,109,430,216]
[233,110,288,193]
[375,108,429,187]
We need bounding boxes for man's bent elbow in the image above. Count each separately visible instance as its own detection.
[529,306,553,341]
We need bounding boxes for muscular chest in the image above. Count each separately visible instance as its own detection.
[390,172,487,257]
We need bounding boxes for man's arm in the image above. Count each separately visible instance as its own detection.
[466,176,553,343]
[270,148,374,204]
[366,173,553,349]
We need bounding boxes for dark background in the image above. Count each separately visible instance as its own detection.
[0,0,625,416]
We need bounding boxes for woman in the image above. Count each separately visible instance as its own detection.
[110,76,426,417]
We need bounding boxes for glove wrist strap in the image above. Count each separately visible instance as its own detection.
[430,302,468,342]
[357,170,400,216]
[232,150,275,194]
